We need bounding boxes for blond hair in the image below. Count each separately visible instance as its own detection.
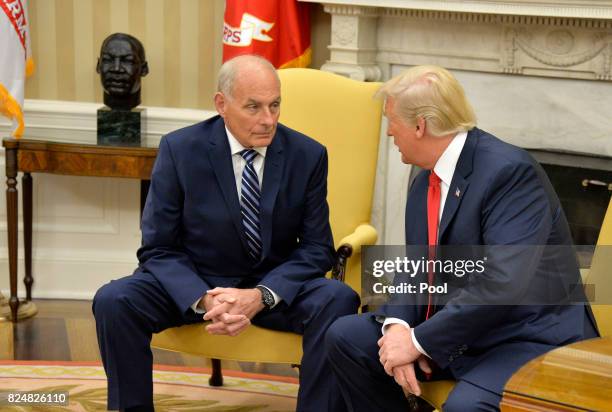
[376,65,476,137]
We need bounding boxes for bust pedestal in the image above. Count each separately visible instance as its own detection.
[97,107,145,146]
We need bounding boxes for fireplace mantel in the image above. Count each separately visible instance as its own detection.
[301,0,612,83]
[302,1,612,19]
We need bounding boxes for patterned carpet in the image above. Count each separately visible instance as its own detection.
[0,361,298,411]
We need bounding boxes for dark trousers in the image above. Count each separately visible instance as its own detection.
[93,271,360,411]
[325,313,501,412]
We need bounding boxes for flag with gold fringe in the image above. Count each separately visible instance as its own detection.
[0,0,34,138]
[223,0,311,68]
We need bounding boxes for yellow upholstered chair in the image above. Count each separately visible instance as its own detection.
[420,196,612,410]
[419,380,456,411]
[585,196,612,336]
[151,68,382,384]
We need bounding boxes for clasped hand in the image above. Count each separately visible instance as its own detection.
[201,287,265,336]
[378,324,432,396]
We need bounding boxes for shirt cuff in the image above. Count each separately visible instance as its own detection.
[382,317,410,334]
[381,317,430,358]
[191,297,206,314]
[257,285,282,308]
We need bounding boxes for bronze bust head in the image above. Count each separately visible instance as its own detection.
[96,33,149,110]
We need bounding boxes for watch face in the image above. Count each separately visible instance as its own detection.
[263,292,274,307]
[258,287,274,308]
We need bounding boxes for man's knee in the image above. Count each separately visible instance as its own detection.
[325,315,354,347]
[325,315,358,361]
[325,314,390,383]
[93,282,115,317]
[325,314,378,359]
[320,280,360,315]
[92,280,132,321]
[443,381,501,412]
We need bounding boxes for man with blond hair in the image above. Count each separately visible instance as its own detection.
[325,65,598,411]
[93,55,359,412]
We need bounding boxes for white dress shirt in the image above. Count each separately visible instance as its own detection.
[191,127,281,313]
[382,131,468,357]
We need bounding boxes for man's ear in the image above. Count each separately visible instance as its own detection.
[96,58,101,74]
[141,61,149,77]
[415,117,426,138]
[214,92,226,117]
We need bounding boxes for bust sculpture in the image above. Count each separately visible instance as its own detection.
[96,33,148,146]
[96,33,149,111]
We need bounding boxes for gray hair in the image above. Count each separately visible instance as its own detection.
[217,55,279,98]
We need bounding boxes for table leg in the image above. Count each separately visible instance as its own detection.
[22,173,33,301]
[5,146,19,322]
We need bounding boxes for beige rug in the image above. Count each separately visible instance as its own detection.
[0,361,297,411]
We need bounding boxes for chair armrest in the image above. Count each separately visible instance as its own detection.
[331,224,378,282]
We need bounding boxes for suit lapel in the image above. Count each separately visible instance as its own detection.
[207,118,250,254]
[439,128,478,241]
[259,133,284,261]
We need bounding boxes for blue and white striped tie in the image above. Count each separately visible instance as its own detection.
[240,149,262,261]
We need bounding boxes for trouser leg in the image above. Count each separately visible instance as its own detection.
[443,380,501,412]
[325,313,413,412]
[254,278,360,412]
[92,271,199,410]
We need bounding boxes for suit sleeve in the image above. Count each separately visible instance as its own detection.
[137,136,211,314]
[258,147,336,305]
[413,160,552,369]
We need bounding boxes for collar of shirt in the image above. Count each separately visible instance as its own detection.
[225,126,267,159]
[433,131,468,188]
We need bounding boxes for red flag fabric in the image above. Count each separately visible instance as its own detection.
[223,0,311,68]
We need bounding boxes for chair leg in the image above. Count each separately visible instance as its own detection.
[209,358,223,386]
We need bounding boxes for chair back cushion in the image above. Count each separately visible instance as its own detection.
[278,68,383,245]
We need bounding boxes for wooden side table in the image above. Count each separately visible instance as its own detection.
[501,336,612,411]
[2,137,158,322]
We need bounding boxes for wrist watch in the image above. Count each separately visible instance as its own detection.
[256,286,275,309]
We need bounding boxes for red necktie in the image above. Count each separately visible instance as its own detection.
[426,171,441,320]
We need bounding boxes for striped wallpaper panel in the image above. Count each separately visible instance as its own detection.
[23,1,330,111]
[24,0,226,110]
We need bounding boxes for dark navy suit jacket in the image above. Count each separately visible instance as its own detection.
[380,128,598,394]
[136,115,335,315]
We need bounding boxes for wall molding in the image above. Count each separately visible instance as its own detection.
[0,247,137,264]
[1,99,216,145]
